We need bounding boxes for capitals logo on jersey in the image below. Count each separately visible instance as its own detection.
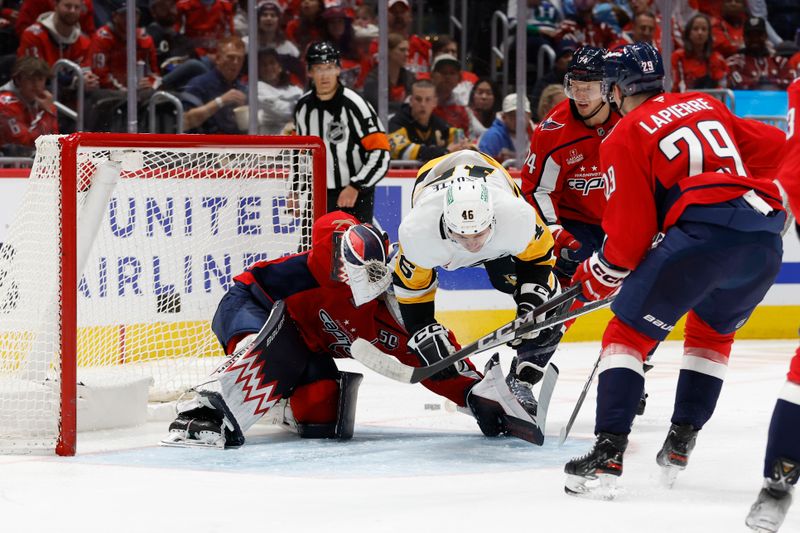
[539,118,565,131]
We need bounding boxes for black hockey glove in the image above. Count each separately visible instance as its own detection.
[511,282,558,343]
[407,323,465,381]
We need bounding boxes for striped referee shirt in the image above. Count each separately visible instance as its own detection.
[294,84,390,190]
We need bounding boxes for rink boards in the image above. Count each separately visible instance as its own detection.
[0,172,796,344]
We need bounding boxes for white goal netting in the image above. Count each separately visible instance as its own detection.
[0,134,322,454]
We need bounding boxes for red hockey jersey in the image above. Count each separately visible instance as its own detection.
[0,89,58,147]
[521,99,620,226]
[776,78,800,216]
[18,16,91,67]
[177,0,235,56]
[600,91,785,270]
[15,0,95,37]
[88,25,159,89]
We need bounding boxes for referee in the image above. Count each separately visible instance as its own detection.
[294,41,390,222]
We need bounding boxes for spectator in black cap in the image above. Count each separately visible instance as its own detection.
[430,53,470,136]
[727,16,793,90]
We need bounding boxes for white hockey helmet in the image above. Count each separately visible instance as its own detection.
[442,180,494,236]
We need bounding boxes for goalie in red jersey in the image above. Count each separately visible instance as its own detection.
[162,211,547,448]
[563,43,787,498]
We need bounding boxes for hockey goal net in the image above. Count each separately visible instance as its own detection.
[0,133,325,455]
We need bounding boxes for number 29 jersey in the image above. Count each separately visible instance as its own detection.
[600,91,786,271]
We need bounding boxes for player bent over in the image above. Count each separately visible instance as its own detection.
[392,150,561,430]
[162,211,541,447]
[745,76,800,532]
[564,43,787,498]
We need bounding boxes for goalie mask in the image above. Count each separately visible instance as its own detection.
[337,224,391,307]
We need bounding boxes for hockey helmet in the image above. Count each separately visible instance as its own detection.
[442,179,495,252]
[306,41,341,66]
[601,43,664,103]
[564,45,606,101]
[338,223,391,307]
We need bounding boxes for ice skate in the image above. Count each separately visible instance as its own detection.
[564,432,628,500]
[656,423,698,488]
[746,458,798,532]
[160,391,245,449]
[505,356,539,418]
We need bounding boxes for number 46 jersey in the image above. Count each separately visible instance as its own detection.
[600,91,787,271]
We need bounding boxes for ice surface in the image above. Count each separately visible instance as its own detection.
[1,340,798,533]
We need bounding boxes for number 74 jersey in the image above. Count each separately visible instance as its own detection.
[600,91,787,271]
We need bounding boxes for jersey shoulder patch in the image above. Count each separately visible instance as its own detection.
[539,117,565,131]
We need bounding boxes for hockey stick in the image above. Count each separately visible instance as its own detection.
[351,287,613,384]
[557,353,601,447]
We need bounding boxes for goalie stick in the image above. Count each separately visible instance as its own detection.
[351,286,613,383]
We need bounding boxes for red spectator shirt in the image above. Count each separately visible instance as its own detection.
[671,49,728,92]
[368,34,431,75]
[177,0,235,56]
[18,18,91,67]
[727,52,793,90]
[0,88,58,147]
[555,18,620,49]
[286,17,325,55]
[89,25,160,90]
[776,78,800,216]
[599,91,785,270]
[15,0,94,37]
[521,98,620,227]
[432,98,469,136]
[711,17,744,57]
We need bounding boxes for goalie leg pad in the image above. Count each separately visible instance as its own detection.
[295,371,364,440]
[212,300,317,435]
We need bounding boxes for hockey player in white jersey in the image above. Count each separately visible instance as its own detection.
[393,150,562,430]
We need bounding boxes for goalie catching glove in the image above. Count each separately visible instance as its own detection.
[572,252,630,301]
[408,323,469,381]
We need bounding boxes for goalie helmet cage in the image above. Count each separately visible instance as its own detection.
[0,133,326,456]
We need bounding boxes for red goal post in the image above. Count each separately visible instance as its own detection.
[0,133,326,455]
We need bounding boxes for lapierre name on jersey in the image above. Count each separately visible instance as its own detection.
[636,96,715,134]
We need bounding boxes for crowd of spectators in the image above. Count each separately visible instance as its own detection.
[0,0,799,163]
